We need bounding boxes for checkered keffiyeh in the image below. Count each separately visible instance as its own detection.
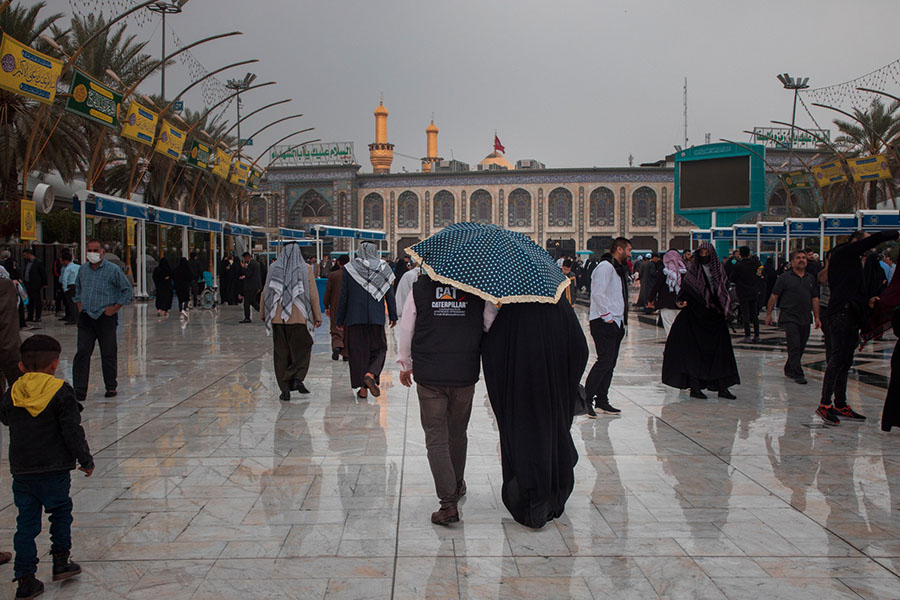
[344,241,395,302]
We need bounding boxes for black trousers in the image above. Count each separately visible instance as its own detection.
[820,310,859,408]
[24,284,41,321]
[73,312,119,400]
[62,286,77,323]
[272,323,313,392]
[243,289,260,320]
[18,300,25,328]
[585,319,625,405]
[346,324,387,389]
[820,306,832,365]
[740,296,759,337]
[190,281,201,307]
[783,320,811,378]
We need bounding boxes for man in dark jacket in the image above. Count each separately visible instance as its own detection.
[0,335,92,597]
[21,248,46,323]
[323,254,350,360]
[729,246,763,342]
[396,275,495,525]
[239,252,262,323]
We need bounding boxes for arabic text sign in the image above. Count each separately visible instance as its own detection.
[154,120,186,160]
[127,218,135,246]
[270,142,355,166]
[848,154,892,182]
[211,148,230,179]
[783,170,811,190]
[65,70,121,128]
[248,168,261,190]
[752,127,830,151]
[0,33,63,105]
[811,161,847,186]
[187,139,211,169]
[20,199,36,241]
[230,160,249,186]
[121,101,158,146]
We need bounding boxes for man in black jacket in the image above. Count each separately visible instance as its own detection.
[729,246,763,342]
[21,248,46,323]
[239,252,262,323]
[0,335,92,597]
[396,275,495,525]
[818,229,899,425]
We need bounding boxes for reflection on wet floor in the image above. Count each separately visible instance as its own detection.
[2,303,899,599]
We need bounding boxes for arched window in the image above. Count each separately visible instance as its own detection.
[287,189,332,227]
[631,186,657,226]
[548,187,572,227]
[363,193,384,229]
[507,188,532,227]
[589,187,614,227]
[433,190,455,228]
[398,191,419,228]
[470,189,492,224]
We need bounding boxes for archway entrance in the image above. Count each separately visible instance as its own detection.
[546,238,575,260]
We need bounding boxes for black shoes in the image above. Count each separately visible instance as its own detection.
[690,389,708,399]
[752,336,761,343]
[238,319,251,323]
[279,391,291,401]
[15,575,43,599]
[795,376,808,385]
[817,404,840,426]
[291,380,310,394]
[586,404,598,419]
[718,389,737,399]
[104,390,117,398]
[742,336,752,343]
[51,550,82,582]
[332,348,342,361]
[834,405,866,421]
[595,401,621,414]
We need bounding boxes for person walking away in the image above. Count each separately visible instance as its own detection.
[395,261,421,316]
[21,249,46,323]
[58,252,79,325]
[560,259,578,307]
[585,237,632,416]
[0,276,22,395]
[1,335,93,598]
[72,239,133,401]
[323,255,350,361]
[881,308,900,432]
[647,249,685,337]
[256,254,268,288]
[238,252,262,324]
[635,253,655,309]
[730,246,763,343]
[51,255,63,317]
[817,229,899,425]
[2,251,25,329]
[152,257,173,316]
[481,299,588,528]
[261,243,322,401]
[661,242,739,399]
[396,274,495,525]
[187,251,203,308]
[174,258,193,319]
[336,241,398,399]
[818,251,832,365]
[765,249,821,385]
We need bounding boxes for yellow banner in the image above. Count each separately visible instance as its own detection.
[127,218,135,246]
[20,199,36,240]
[811,160,848,186]
[848,154,892,182]
[121,101,158,146]
[0,33,63,105]
[154,120,186,160]
[211,148,231,179]
[230,160,249,186]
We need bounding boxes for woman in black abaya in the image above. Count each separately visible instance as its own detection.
[152,257,173,316]
[481,300,589,529]
[662,242,739,399]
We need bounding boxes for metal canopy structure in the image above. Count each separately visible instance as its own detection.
[859,210,900,231]
[310,224,386,241]
[278,227,306,240]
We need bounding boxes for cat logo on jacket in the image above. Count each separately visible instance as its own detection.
[433,286,468,316]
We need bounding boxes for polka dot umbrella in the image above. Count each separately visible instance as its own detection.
[406,222,568,304]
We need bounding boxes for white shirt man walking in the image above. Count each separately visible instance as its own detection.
[584,237,632,417]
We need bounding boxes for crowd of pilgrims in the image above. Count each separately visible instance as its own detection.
[138,230,900,530]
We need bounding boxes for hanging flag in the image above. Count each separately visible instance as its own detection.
[248,168,261,190]
[0,33,63,105]
[782,170,811,190]
[230,159,250,186]
[848,154,892,182]
[126,218,135,246]
[493,134,505,154]
[154,119,187,160]
[121,101,158,146]
[811,160,848,186]
[211,148,231,179]
[20,199,36,240]
[186,139,211,169]
[64,70,122,128]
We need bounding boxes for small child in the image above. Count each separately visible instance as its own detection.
[0,335,93,599]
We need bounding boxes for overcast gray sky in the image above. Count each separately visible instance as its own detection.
[45,0,900,171]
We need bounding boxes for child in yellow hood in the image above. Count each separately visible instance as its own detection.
[0,335,93,599]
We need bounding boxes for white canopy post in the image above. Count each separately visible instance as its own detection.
[80,194,87,263]
[182,226,189,259]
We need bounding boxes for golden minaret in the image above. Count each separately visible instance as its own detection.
[368,101,394,174]
[421,119,442,172]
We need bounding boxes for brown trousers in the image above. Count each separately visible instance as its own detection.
[417,383,475,507]
[272,324,313,393]
[329,315,346,355]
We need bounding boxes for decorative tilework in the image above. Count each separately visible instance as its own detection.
[578,186,584,248]
[538,187,544,241]
[619,186,626,236]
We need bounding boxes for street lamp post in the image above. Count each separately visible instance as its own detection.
[147,0,189,101]
[776,73,810,159]
[226,73,257,154]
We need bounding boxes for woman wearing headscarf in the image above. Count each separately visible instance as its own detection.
[662,242,739,399]
[174,257,193,318]
[393,256,411,290]
[152,257,173,316]
[261,243,322,401]
[481,300,589,528]
[336,241,398,398]
[648,250,686,337]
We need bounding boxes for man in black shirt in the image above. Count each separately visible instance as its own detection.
[766,249,820,385]
[730,246,763,342]
[818,229,899,425]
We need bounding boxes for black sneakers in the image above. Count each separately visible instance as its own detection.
[816,404,840,426]
[690,389,708,399]
[834,405,866,421]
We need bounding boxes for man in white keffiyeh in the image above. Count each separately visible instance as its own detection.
[261,243,322,401]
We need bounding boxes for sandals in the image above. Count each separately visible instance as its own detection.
[363,375,381,397]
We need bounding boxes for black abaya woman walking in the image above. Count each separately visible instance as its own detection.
[152,257,173,316]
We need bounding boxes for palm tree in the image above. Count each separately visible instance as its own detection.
[0,2,86,236]
[831,97,900,209]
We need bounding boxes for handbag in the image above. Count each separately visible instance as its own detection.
[572,384,588,417]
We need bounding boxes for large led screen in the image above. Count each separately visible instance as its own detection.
[679,155,751,209]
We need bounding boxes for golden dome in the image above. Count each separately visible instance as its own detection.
[478,151,513,170]
[426,120,439,134]
[374,101,388,117]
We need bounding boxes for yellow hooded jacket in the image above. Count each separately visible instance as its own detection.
[11,372,64,417]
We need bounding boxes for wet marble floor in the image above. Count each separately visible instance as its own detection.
[2,303,900,599]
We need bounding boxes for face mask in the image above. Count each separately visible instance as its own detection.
[86,252,102,264]
[698,254,711,265]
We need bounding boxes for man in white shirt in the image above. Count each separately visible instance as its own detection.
[585,237,632,416]
[395,263,420,317]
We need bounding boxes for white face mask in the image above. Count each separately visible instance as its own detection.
[86,252,102,264]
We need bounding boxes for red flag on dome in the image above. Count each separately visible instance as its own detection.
[494,134,505,154]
